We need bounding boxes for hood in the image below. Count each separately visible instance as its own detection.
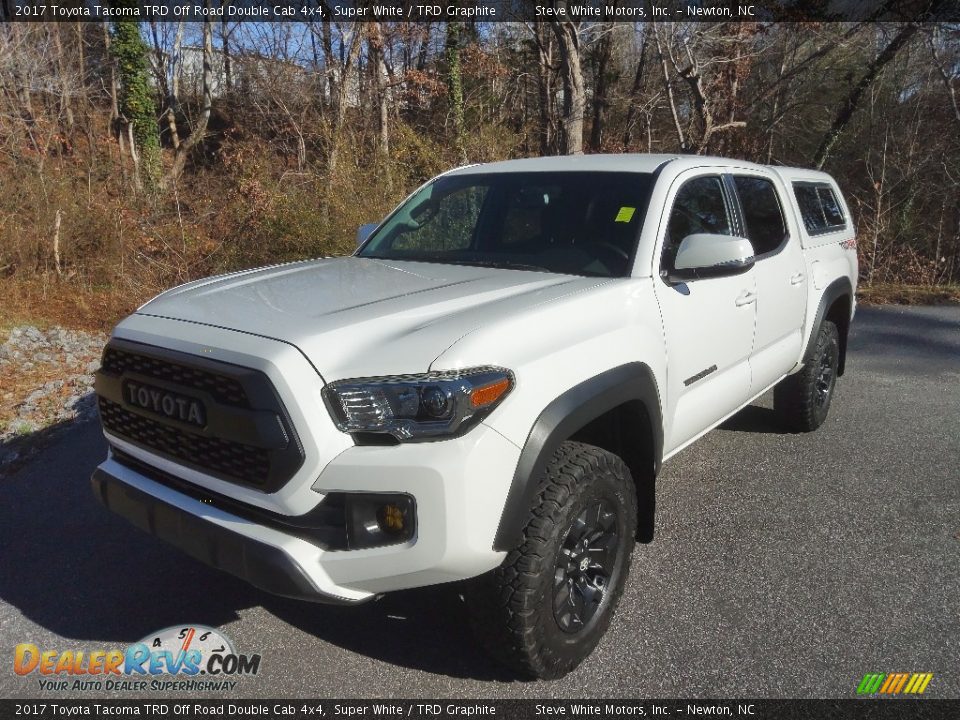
[137,257,608,381]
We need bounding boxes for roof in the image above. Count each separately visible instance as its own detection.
[767,165,838,184]
[447,154,681,175]
[445,154,831,182]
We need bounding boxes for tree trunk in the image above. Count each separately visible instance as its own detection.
[622,26,650,150]
[550,15,585,155]
[102,22,128,184]
[446,20,467,164]
[163,16,213,187]
[111,18,160,188]
[221,15,233,92]
[166,22,184,151]
[655,26,685,152]
[534,23,555,155]
[589,22,614,152]
[369,22,392,190]
[10,24,36,127]
[51,24,74,135]
[928,27,960,128]
[813,24,919,169]
[152,20,184,151]
[327,27,362,177]
[52,209,63,277]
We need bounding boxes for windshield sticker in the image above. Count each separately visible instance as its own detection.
[615,207,636,223]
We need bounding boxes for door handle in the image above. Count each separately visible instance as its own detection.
[790,272,805,286]
[735,290,757,307]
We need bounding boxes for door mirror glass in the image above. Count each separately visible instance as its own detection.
[357,223,379,247]
[668,233,755,282]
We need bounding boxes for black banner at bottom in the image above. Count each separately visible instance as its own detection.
[2,700,959,720]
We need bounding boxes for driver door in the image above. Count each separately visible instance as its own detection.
[653,172,758,455]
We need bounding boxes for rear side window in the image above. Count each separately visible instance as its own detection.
[733,176,787,256]
[793,182,847,235]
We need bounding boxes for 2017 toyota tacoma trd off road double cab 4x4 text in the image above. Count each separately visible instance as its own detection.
[92,154,857,678]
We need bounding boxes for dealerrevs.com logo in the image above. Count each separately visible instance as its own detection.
[14,625,261,692]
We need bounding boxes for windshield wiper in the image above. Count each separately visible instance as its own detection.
[442,259,553,273]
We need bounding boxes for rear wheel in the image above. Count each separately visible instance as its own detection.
[466,441,637,679]
[774,320,840,432]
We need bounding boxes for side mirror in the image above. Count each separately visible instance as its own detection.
[668,233,755,283]
[356,223,379,247]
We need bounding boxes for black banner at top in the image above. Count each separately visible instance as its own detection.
[1,0,957,23]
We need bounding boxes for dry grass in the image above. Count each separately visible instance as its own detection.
[857,283,960,306]
[0,277,143,335]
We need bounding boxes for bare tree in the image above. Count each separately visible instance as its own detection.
[813,23,919,169]
[149,19,185,151]
[369,21,393,187]
[445,19,467,164]
[531,22,556,155]
[588,21,617,151]
[660,24,751,154]
[163,16,213,187]
[550,11,585,155]
[654,24,686,151]
[927,26,960,128]
[622,24,652,150]
[220,14,234,93]
[312,21,362,176]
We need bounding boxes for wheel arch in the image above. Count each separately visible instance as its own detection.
[492,363,663,551]
[805,277,853,376]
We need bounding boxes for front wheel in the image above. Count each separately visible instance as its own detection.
[774,320,840,432]
[465,441,637,679]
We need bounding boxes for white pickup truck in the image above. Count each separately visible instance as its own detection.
[92,154,857,678]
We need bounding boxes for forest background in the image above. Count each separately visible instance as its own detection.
[2,11,959,331]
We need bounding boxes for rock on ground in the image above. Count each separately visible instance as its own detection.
[1,325,108,469]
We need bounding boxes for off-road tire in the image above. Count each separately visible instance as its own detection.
[774,320,840,432]
[465,441,637,679]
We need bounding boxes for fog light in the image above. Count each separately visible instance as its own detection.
[377,503,405,534]
[345,493,415,549]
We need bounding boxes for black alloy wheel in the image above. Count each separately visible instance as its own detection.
[814,350,835,408]
[553,501,620,634]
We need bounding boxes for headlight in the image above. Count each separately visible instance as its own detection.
[323,367,514,441]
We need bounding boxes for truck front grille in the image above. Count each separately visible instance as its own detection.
[98,398,271,486]
[95,339,304,491]
[102,347,249,407]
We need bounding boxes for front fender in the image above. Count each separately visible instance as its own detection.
[491,363,662,551]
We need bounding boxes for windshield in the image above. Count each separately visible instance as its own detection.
[357,171,653,278]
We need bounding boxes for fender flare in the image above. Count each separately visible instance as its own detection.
[803,276,853,375]
[492,363,663,552]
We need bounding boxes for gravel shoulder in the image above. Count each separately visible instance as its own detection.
[0,325,106,472]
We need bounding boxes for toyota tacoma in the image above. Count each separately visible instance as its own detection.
[92,154,858,678]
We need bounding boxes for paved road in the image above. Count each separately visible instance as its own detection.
[1,305,958,699]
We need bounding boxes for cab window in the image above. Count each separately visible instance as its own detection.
[391,185,488,252]
[733,176,788,256]
[663,176,733,271]
[793,182,847,235]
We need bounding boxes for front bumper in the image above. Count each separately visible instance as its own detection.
[93,421,522,602]
[91,466,356,604]
[95,313,523,601]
